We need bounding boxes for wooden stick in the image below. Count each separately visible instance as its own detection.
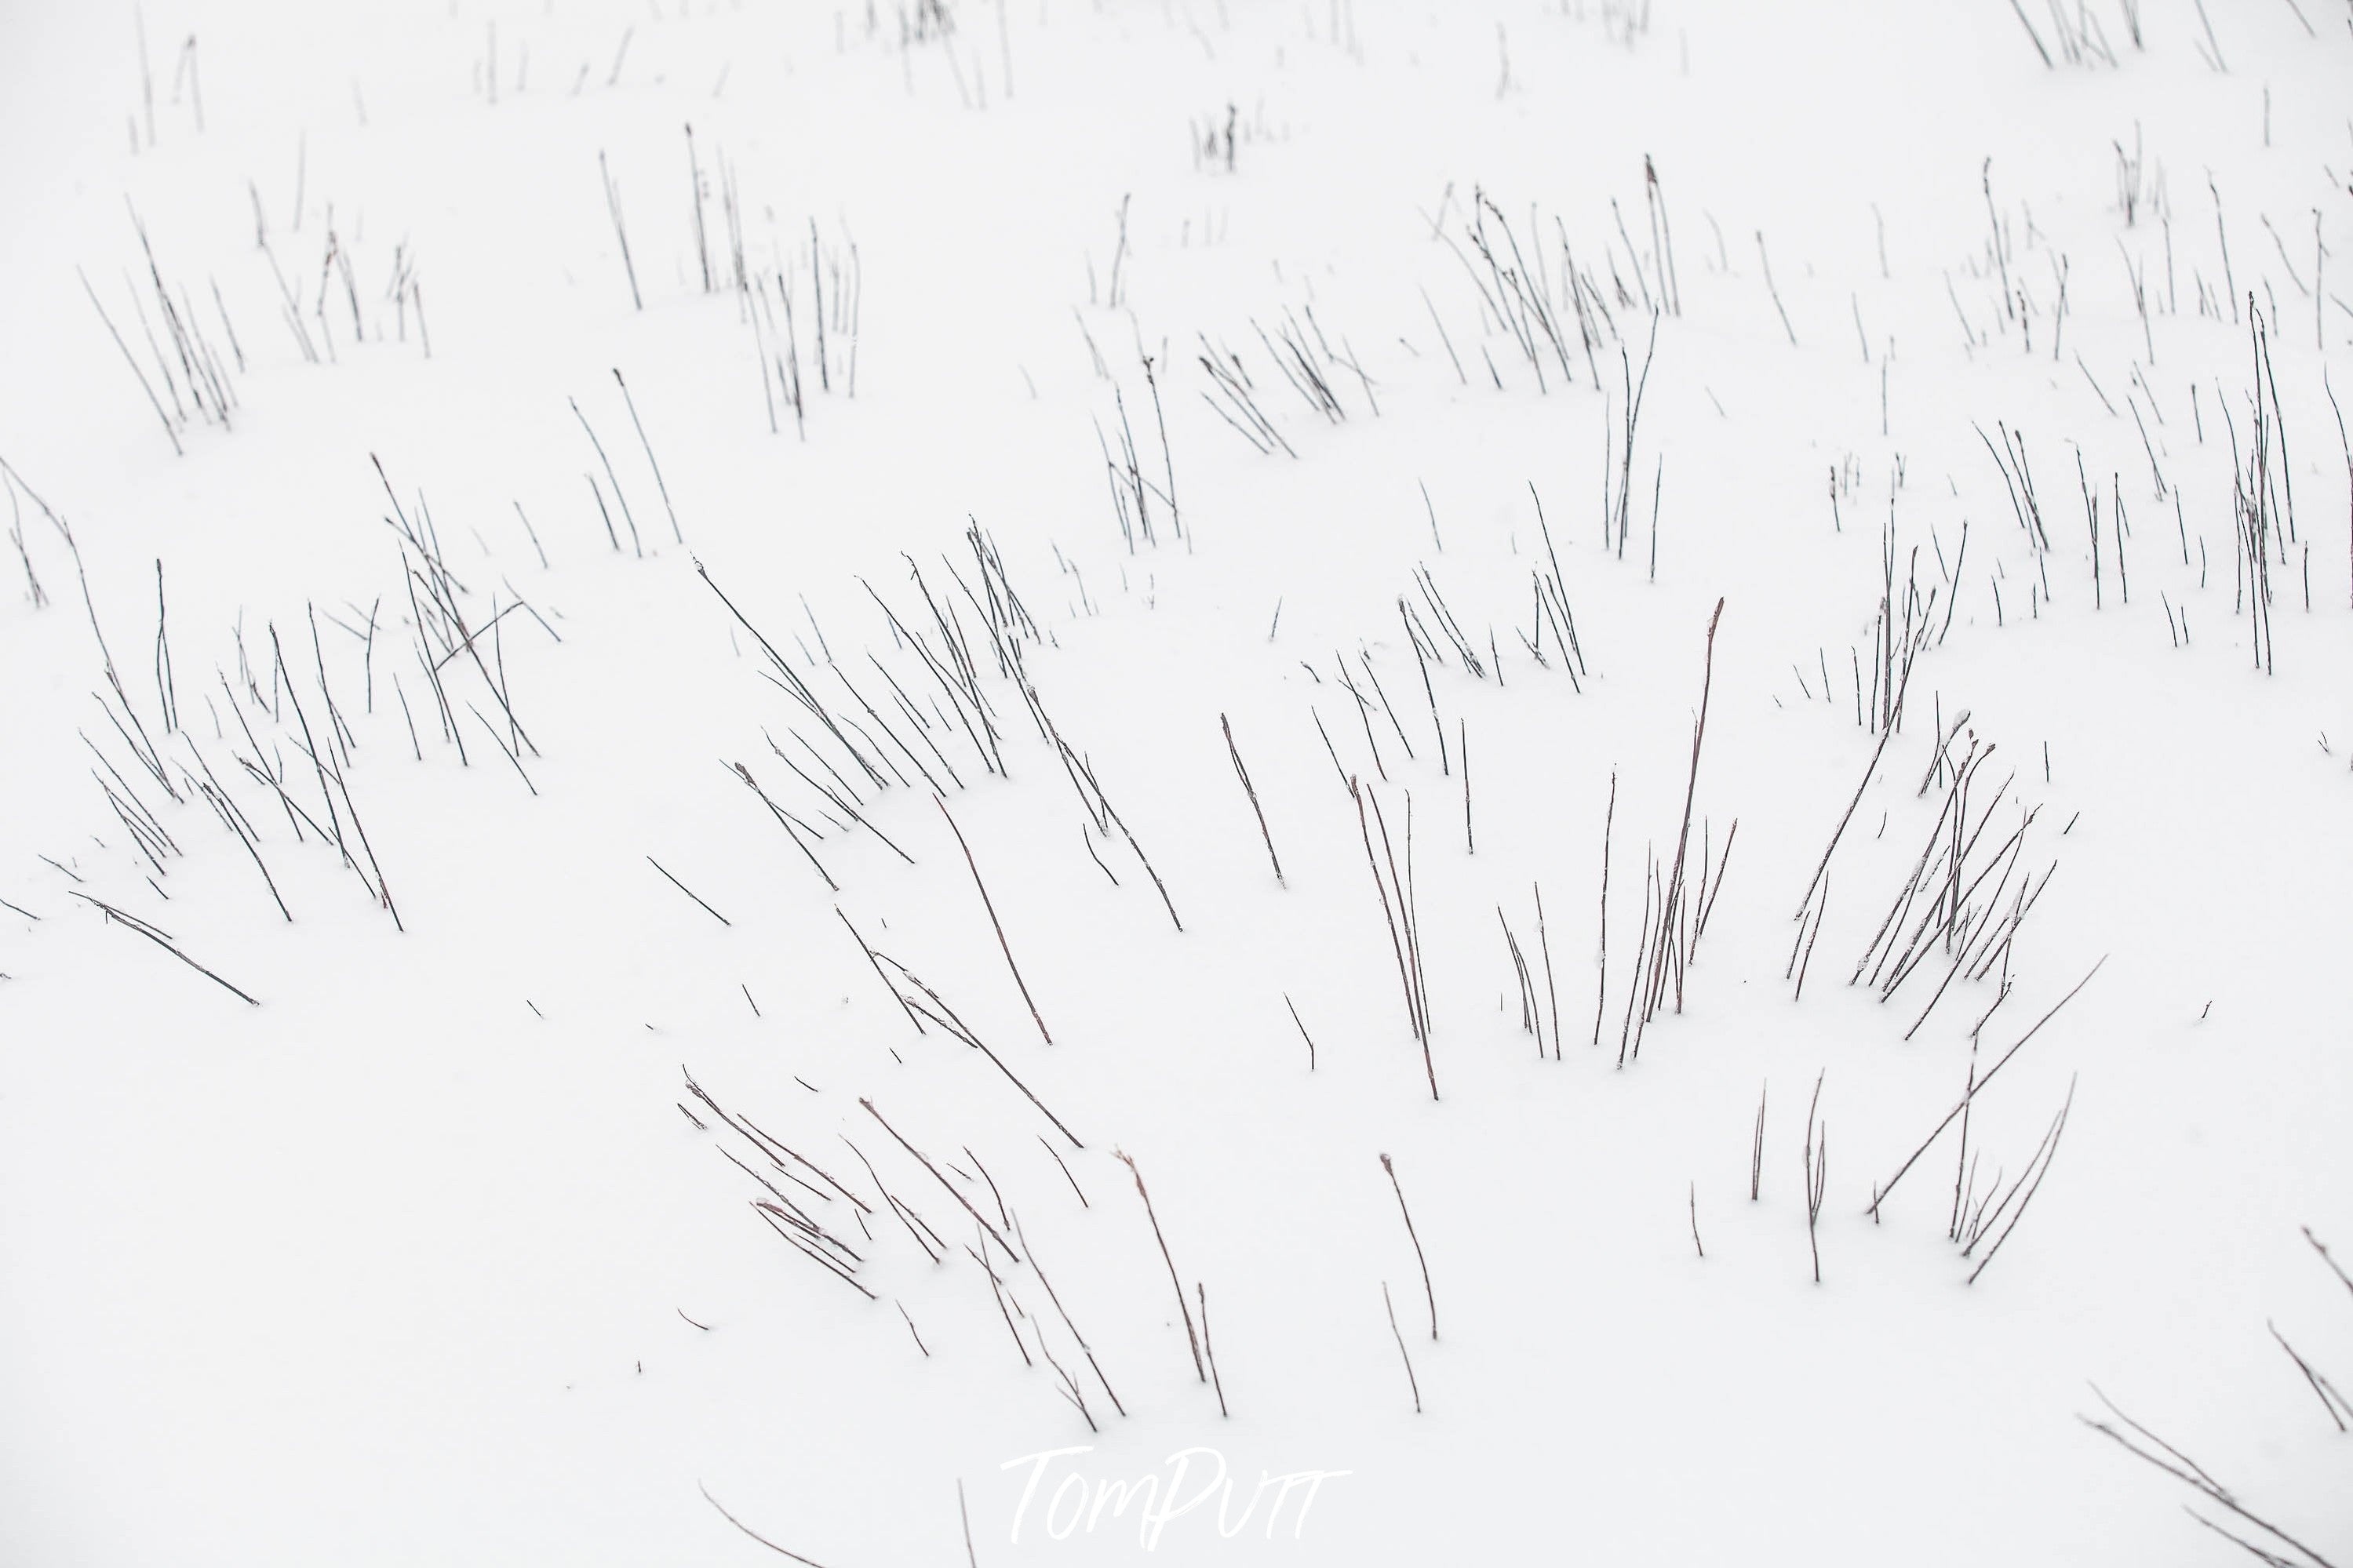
[1284,993,1317,1070]
[937,795,1051,1046]
[1382,1282,1422,1413]
[72,892,257,1004]
[699,1483,831,1566]
[1222,713,1284,883]
[1594,769,1615,1048]
[1382,1153,1437,1339]
[1116,1149,1204,1382]
[1870,956,2105,1217]
[859,1098,1016,1261]
[837,908,927,1035]
[1750,1081,1768,1200]
[1198,1282,1229,1417]
[648,855,730,925]
[1012,1213,1126,1417]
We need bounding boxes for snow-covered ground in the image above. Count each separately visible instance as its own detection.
[2,1,2349,1563]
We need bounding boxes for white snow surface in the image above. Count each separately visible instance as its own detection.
[1,1,2350,1563]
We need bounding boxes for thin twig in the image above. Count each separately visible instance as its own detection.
[937,795,1051,1046]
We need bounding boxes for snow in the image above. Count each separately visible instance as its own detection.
[1,0,2349,1563]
